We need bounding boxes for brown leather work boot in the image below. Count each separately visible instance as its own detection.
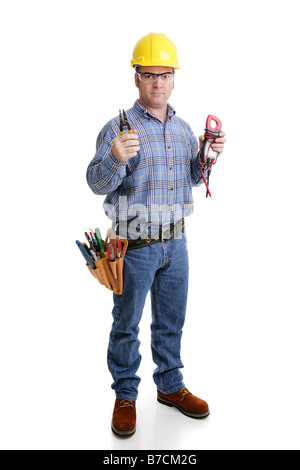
[157,387,210,419]
[111,399,136,436]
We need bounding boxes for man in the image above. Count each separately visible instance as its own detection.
[86,33,226,436]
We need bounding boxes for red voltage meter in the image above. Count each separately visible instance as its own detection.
[199,115,222,198]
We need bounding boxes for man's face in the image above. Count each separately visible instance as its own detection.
[135,66,174,110]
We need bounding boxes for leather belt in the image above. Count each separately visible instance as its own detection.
[115,219,185,251]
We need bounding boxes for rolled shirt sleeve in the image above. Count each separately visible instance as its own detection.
[86,123,127,195]
[188,126,211,187]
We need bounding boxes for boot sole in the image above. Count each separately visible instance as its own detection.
[157,396,210,419]
[111,421,136,437]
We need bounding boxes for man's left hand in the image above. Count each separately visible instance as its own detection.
[199,131,227,155]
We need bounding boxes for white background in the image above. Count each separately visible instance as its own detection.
[1,0,299,451]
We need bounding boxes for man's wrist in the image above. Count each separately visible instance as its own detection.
[105,151,127,172]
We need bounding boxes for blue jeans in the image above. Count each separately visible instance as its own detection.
[107,233,189,401]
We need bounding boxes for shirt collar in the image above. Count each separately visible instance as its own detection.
[133,99,176,120]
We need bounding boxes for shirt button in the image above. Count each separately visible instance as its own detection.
[169,167,173,170]
[170,187,174,191]
[168,145,171,149]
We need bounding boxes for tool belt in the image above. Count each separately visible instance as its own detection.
[85,229,128,295]
[115,218,185,251]
[77,220,184,295]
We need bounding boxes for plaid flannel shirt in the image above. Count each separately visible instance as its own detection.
[86,100,208,223]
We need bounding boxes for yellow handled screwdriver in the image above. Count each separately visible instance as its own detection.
[119,109,133,135]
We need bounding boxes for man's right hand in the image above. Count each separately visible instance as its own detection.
[112,129,140,163]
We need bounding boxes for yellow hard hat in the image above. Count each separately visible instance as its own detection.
[131,33,180,69]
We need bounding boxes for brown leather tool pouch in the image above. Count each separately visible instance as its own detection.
[86,229,128,295]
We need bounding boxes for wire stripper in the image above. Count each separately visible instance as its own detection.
[119,109,133,135]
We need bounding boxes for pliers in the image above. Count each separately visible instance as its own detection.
[119,109,133,135]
